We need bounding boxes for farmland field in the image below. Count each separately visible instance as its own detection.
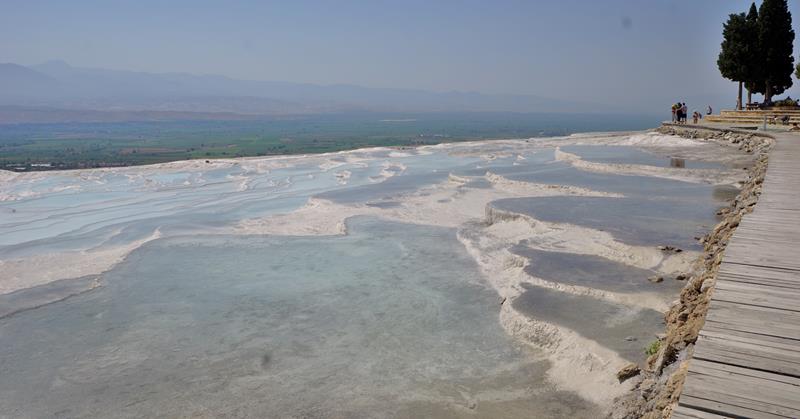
[0,112,658,170]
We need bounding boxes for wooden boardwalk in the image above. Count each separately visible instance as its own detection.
[673,131,800,419]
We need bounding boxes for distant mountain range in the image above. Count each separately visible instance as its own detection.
[0,60,617,123]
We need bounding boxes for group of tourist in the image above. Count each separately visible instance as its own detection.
[671,103,713,124]
[671,102,689,123]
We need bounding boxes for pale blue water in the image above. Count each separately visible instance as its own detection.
[509,247,678,294]
[512,285,664,362]
[0,218,597,418]
[491,195,717,250]
[0,136,748,418]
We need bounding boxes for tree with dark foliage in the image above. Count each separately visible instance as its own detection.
[744,3,764,104]
[758,0,794,104]
[718,12,749,109]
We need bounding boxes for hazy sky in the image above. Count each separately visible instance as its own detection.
[3,0,800,110]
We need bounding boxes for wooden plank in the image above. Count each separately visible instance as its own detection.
[723,257,800,270]
[725,242,800,257]
[720,274,800,287]
[671,405,729,418]
[731,233,800,243]
[723,250,800,263]
[719,260,800,274]
[729,239,800,248]
[731,233,800,242]
[727,233,800,244]
[703,323,800,348]
[681,360,800,418]
[717,266,800,281]
[718,263,800,282]
[704,301,800,340]
[688,359,800,395]
[693,333,800,377]
[738,216,800,225]
[717,274,800,290]
[725,237,800,251]
[741,208,800,216]
[736,217,800,225]
[704,315,800,342]
[723,250,800,271]
[698,327,800,356]
[712,284,800,311]
[738,215,800,224]
[723,259,800,273]
[678,394,792,419]
[714,279,800,297]
[729,236,800,245]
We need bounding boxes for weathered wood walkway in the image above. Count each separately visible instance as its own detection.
[673,131,800,419]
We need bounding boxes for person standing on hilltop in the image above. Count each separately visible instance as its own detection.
[680,103,688,123]
[707,105,713,115]
[671,104,678,122]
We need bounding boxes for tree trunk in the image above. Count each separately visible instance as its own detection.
[765,82,773,104]
[747,88,752,106]
[738,81,743,110]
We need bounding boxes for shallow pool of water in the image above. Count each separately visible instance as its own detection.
[560,145,725,169]
[0,217,599,418]
[509,247,680,294]
[0,134,748,418]
[492,195,718,250]
[513,285,664,362]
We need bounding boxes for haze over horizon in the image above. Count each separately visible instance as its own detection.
[3,0,800,114]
